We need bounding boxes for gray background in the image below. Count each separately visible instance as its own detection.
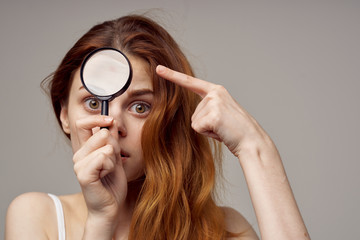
[1,0,359,239]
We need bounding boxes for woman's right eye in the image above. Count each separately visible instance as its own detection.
[84,98,101,111]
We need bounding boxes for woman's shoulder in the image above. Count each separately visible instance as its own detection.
[6,192,58,239]
[6,192,85,239]
[7,192,84,216]
[7,192,56,222]
[220,206,259,240]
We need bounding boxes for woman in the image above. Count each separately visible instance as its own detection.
[5,15,309,239]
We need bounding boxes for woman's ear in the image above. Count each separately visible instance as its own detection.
[60,105,71,134]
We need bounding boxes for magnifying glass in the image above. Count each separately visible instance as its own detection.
[80,47,132,117]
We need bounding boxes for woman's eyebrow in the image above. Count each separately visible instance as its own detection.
[78,86,153,97]
[127,88,154,97]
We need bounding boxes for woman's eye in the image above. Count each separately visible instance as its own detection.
[130,102,150,115]
[85,98,100,110]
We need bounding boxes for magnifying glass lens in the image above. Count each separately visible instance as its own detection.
[80,47,132,117]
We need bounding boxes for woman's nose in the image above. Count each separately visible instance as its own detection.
[108,103,127,137]
[113,119,127,137]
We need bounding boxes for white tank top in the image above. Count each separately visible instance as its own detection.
[48,193,66,240]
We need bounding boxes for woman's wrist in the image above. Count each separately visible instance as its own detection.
[82,215,117,240]
[235,133,279,165]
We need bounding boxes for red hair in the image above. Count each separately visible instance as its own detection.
[42,15,237,239]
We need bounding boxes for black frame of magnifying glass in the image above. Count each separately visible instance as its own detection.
[80,47,133,103]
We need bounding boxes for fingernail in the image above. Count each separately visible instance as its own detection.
[104,116,113,122]
[157,65,166,73]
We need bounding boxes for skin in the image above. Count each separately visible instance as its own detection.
[5,58,309,239]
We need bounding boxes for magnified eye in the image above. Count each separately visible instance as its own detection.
[85,98,100,110]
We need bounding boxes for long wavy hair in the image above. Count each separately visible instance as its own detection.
[42,14,236,240]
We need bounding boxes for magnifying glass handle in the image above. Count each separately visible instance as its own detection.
[101,100,109,115]
[101,100,109,129]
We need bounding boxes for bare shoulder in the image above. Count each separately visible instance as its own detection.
[5,192,57,240]
[221,206,259,240]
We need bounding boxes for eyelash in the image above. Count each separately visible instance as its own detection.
[83,97,151,116]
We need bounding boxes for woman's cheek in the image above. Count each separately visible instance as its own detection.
[68,122,81,153]
[70,133,81,153]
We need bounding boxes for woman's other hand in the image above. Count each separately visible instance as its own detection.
[155,65,277,160]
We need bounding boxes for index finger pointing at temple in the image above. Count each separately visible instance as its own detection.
[156,65,213,98]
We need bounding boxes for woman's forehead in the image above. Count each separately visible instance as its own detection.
[127,56,153,91]
[71,55,152,94]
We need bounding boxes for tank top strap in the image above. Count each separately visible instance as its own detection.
[48,193,66,240]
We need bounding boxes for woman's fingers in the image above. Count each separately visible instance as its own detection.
[156,65,226,140]
[73,128,120,165]
[74,144,117,186]
[156,65,260,155]
[156,65,214,98]
[75,115,114,147]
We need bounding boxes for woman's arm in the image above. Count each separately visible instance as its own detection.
[236,130,309,239]
[156,65,310,240]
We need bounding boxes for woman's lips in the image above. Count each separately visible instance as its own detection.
[120,151,129,162]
